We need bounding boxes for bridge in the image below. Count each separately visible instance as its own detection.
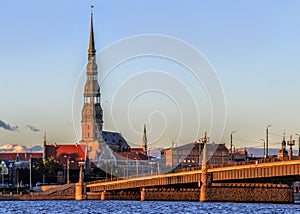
[84,159,300,203]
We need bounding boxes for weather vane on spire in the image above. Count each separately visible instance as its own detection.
[90,5,94,14]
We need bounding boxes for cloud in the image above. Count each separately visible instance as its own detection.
[0,144,43,153]
[26,124,40,132]
[0,120,18,131]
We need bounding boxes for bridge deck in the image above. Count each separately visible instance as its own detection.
[87,159,300,192]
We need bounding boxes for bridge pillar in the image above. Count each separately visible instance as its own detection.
[141,188,145,201]
[75,162,86,200]
[101,191,106,200]
[75,183,86,200]
[200,132,208,202]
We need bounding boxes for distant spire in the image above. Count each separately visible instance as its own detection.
[142,124,148,155]
[282,130,287,150]
[88,5,96,57]
[43,131,47,145]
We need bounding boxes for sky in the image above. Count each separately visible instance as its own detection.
[1,1,300,152]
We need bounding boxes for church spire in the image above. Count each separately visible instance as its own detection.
[88,6,96,57]
[142,124,148,155]
[80,6,103,161]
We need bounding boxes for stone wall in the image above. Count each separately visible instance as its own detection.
[86,192,101,200]
[21,183,75,200]
[89,183,293,203]
[100,190,141,201]
[205,183,293,204]
[143,187,199,201]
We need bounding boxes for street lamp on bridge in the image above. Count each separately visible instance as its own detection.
[295,134,300,157]
[266,125,272,158]
[260,139,265,158]
[134,158,138,177]
[230,131,236,161]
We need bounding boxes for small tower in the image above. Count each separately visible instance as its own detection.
[142,124,148,155]
[278,131,288,160]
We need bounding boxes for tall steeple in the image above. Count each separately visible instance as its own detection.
[88,9,96,57]
[80,7,104,160]
[142,124,148,155]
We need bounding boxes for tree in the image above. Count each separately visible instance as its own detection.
[44,157,62,183]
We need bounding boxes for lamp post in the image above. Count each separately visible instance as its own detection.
[295,134,300,157]
[126,155,129,178]
[266,125,272,158]
[16,169,19,194]
[63,164,66,184]
[260,139,265,158]
[29,153,32,190]
[230,131,236,161]
[64,155,73,184]
[134,158,138,177]
[110,163,113,181]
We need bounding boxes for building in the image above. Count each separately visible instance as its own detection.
[161,142,229,170]
[42,11,151,181]
[0,152,43,187]
[79,10,130,164]
[96,125,153,177]
[231,149,249,162]
[43,133,87,183]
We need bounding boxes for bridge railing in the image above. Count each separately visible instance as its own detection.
[86,156,300,185]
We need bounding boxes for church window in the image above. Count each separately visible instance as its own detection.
[88,132,89,138]
[88,125,89,130]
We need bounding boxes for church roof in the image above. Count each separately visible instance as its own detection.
[114,151,149,161]
[102,131,130,148]
[45,144,87,169]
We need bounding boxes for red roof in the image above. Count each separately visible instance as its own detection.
[0,152,43,161]
[115,151,148,161]
[45,144,87,169]
[131,148,144,153]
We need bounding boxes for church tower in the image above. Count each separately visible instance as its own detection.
[80,9,104,160]
[142,124,148,155]
[278,131,288,160]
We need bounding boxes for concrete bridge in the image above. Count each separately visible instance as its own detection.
[85,159,300,203]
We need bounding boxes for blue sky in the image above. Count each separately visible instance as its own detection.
[1,1,300,152]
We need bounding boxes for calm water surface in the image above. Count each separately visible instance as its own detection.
[0,201,300,214]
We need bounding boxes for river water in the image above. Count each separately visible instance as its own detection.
[0,200,299,214]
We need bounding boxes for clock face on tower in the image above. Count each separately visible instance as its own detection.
[87,109,91,115]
